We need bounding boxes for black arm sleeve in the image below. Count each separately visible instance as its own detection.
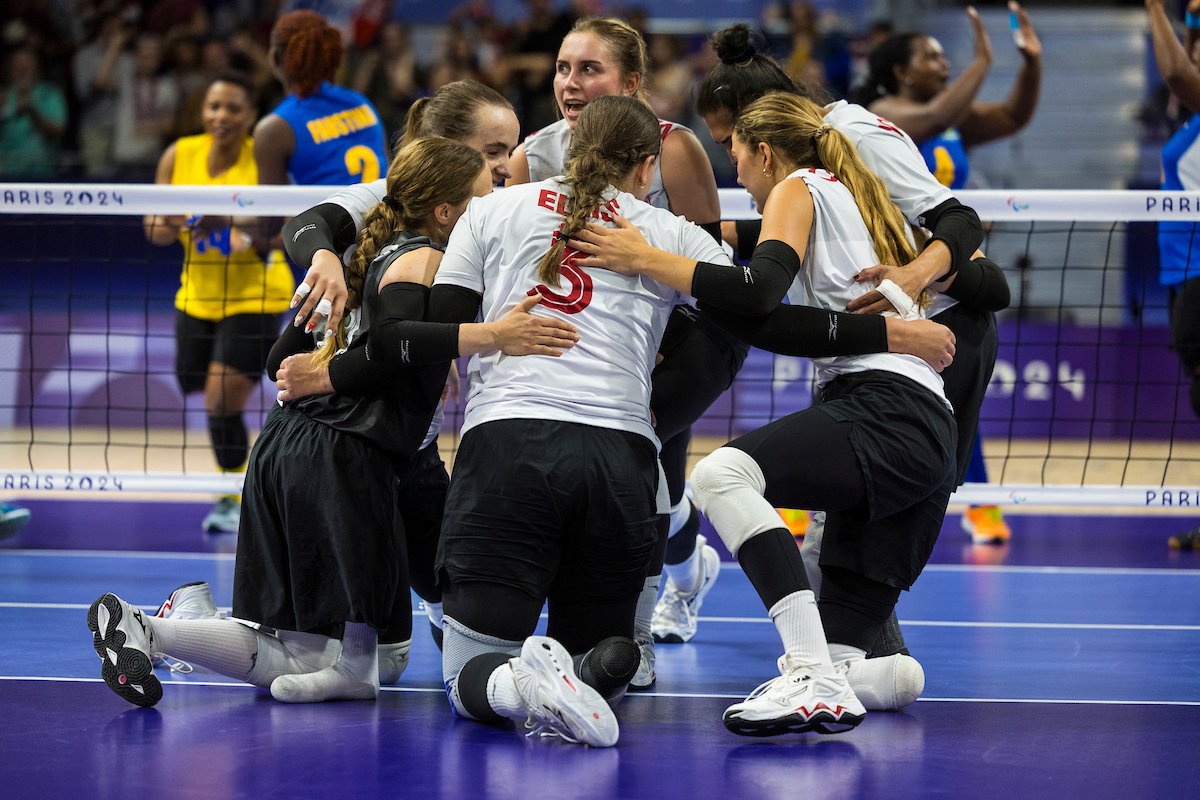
[282,203,360,268]
[916,197,984,281]
[367,283,482,367]
[699,221,723,244]
[697,301,888,358]
[690,240,802,316]
[266,321,317,381]
[734,219,762,262]
[327,283,430,396]
[942,255,1011,313]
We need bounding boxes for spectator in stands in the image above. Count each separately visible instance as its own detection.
[852,4,1041,545]
[1146,0,1200,550]
[0,46,66,178]
[111,32,180,180]
[168,35,208,138]
[507,0,577,130]
[73,13,132,177]
[646,34,692,122]
[351,21,419,143]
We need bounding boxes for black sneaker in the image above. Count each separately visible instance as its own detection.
[1169,527,1200,550]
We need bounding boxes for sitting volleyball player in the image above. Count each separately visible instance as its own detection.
[87,139,572,707]
[292,96,730,746]
[568,92,957,735]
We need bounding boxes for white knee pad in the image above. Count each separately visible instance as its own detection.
[689,447,783,559]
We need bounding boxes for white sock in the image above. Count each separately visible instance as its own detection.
[270,622,379,703]
[667,496,690,535]
[378,638,412,685]
[769,590,834,672]
[634,574,660,642]
[828,643,867,666]
[424,601,444,631]
[485,660,527,720]
[664,537,703,594]
[146,617,337,686]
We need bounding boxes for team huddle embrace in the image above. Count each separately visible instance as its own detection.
[90,17,1013,747]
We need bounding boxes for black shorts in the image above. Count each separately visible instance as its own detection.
[437,419,659,604]
[233,405,402,633]
[931,303,998,486]
[816,371,957,590]
[1169,276,1200,375]
[175,311,282,394]
[396,442,450,603]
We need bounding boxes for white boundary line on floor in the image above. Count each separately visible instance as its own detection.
[6,550,1200,577]
[2,676,1198,706]
[5,602,1199,630]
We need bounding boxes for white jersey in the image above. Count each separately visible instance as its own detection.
[823,100,960,318]
[523,118,690,211]
[783,169,950,409]
[435,179,731,446]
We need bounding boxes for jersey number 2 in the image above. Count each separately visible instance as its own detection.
[345,145,381,184]
[528,246,593,315]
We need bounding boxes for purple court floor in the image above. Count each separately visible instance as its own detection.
[1,499,1199,799]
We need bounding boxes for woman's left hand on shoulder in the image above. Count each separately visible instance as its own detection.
[570,213,651,275]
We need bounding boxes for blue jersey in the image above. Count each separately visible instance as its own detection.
[1159,113,1200,287]
[918,128,969,191]
[271,83,387,186]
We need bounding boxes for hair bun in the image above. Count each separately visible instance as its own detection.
[713,24,757,64]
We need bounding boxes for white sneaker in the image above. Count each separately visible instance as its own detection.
[837,653,925,711]
[150,581,226,672]
[652,535,721,644]
[378,639,412,685]
[723,654,866,737]
[510,636,619,747]
[628,637,656,691]
[203,496,241,533]
[88,593,164,707]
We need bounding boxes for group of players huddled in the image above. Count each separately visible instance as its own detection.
[89,9,1030,747]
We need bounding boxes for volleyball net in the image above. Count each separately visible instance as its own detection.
[2,183,1198,507]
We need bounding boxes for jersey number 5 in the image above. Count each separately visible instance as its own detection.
[528,246,593,315]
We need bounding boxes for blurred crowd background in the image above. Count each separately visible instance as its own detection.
[0,0,1171,190]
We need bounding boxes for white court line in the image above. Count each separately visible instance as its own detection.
[5,603,1198,631]
[1,676,1197,706]
[696,615,1200,631]
[5,551,1200,576]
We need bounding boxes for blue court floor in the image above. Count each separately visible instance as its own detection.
[1,500,1199,799]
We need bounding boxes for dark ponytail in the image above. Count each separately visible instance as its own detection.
[849,33,921,108]
[696,24,808,120]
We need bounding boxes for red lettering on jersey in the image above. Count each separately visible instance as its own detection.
[659,121,675,142]
[556,193,569,215]
[537,189,557,211]
[875,118,905,138]
[528,246,593,315]
[806,169,839,183]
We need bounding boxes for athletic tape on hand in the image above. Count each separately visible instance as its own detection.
[314,298,333,317]
[294,282,312,300]
[876,279,919,320]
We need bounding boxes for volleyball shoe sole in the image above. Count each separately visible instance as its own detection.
[88,593,163,708]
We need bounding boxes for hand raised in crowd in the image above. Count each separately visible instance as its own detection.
[1009,2,1042,61]
[491,293,580,356]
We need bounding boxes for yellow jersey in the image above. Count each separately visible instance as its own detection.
[171,133,294,320]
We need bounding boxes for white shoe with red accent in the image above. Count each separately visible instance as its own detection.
[510,636,619,747]
[723,654,866,737]
[88,593,164,707]
[151,581,226,673]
